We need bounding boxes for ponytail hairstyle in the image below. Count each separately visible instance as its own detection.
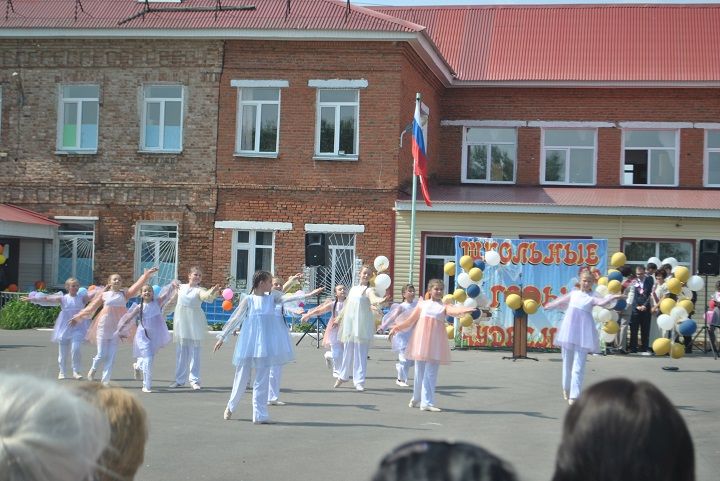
[250,270,273,294]
[333,284,346,315]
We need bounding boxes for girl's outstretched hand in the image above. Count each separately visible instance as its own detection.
[213,339,223,352]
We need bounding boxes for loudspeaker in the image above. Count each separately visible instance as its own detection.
[698,239,720,276]
[305,234,326,267]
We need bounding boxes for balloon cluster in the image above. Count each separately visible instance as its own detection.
[373,255,392,296]
[221,287,234,311]
[444,255,490,335]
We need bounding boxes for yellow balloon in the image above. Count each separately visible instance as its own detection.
[442,294,455,305]
[665,278,682,295]
[523,299,539,315]
[446,325,455,340]
[659,298,676,315]
[652,338,671,356]
[444,262,456,276]
[673,266,690,283]
[468,267,483,282]
[678,299,694,314]
[598,277,609,286]
[607,280,622,294]
[460,314,473,327]
[670,342,685,359]
[453,289,467,303]
[0,254,5,265]
[505,293,522,310]
[459,255,474,272]
[603,320,619,334]
[610,252,627,268]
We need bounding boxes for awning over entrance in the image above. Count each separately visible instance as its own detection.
[0,204,59,239]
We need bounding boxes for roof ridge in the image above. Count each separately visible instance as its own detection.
[322,0,425,32]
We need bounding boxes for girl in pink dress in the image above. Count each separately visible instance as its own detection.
[544,271,624,404]
[390,279,475,412]
[71,267,158,385]
[301,284,347,378]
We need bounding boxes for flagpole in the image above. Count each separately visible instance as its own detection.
[408,92,421,285]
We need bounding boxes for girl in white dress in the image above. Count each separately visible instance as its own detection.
[22,278,97,380]
[170,266,220,390]
[70,267,158,385]
[301,284,347,378]
[378,284,418,387]
[116,282,177,392]
[334,265,385,392]
[214,270,322,424]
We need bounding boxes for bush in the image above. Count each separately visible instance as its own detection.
[0,299,59,329]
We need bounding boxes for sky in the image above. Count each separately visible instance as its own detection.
[355,0,717,6]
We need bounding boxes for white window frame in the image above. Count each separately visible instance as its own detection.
[134,222,179,286]
[540,128,597,185]
[56,84,100,153]
[461,127,517,184]
[423,235,456,293]
[55,221,96,288]
[705,129,720,187]
[231,230,276,291]
[233,80,287,157]
[140,85,184,152]
[621,129,679,187]
[621,239,693,269]
[310,79,367,161]
[304,228,358,292]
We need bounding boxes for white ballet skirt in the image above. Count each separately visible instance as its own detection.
[173,284,216,345]
[29,292,91,343]
[387,301,418,353]
[548,290,615,353]
[116,284,175,357]
[338,285,376,344]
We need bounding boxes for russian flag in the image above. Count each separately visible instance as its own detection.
[412,97,432,207]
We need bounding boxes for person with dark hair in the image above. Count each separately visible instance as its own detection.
[552,378,695,481]
[371,439,518,481]
[627,265,654,354]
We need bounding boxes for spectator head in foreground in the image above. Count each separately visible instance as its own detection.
[552,378,694,481]
[74,382,148,481]
[371,439,518,481]
[0,373,110,481]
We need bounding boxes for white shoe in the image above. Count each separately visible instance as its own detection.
[87,369,96,381]
[324,354,333,370]
[191,382,201,391]
[224,408,232,420]
[72,372,84,380]
[168,382,184,388]
[132,363,141,380]
[355,384,365,392]
[420,405,442,412]
[268,400,286,406]
[408,399,419,408]
[395,379,409,387]
[58,373,66,380]
[568,399,576,405]
[141,388,152,393]
[333,378,346,388]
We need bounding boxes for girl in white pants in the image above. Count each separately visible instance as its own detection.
[544,271,624,404]
[390,279,474,411]
[23,278,97,380]
[378,284,417,387]
[71,267,158,386]
[215,271,322,424]
[301,284,347,378]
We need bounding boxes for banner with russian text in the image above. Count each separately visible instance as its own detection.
[454,237,607,350]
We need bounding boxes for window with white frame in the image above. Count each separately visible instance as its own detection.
[622,240,692,269]
[542,129,596,184]
[57,223,95,287]
[142,85,183,151]
[136,223,178,287]
[305,232,356,292]
[462,128,516,183]
[236,87,281,155]
[423,235,456,294]
[57,85,99,152]
[622,130,678,186]
[233,231,274,291]
[706,130,720,187]
[316,89,359,158]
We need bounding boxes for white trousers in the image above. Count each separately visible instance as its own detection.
[175,343,201,385]
[412,360,439,408]
[268,365,282,402]
[90,339,118,383]
[339,341,369,387]
[330,341,344,376]
[561,347,589,400]
[58,339,83,376]
[138,355,154,390]
[227,364,270,423]
[396,351,412,382]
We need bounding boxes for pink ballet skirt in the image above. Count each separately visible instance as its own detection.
[322,300,344,349]
[402,300,451,365]
[84,291,129,344]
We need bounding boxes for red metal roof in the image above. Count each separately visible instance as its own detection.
[397,185,720,212]
[0,204,60,226]
[374,5,720,82]
[0,0,422,32]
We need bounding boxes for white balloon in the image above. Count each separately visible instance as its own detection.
[610,310,619,322]
[657,314,675,331]
[457,272,472,288]
[647,257,662,268]
[463,297,478,308]
[597,309,612,323]
[687,275,704,292]
[375,273,391,291]
[375,287,387,297]
[600,330,616,343]
[373,255,390,272]
[484,250,501,266]
[661,257,678,269]
[595,285,609,297]
[592,306,602,321]
[670,306,688,322]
